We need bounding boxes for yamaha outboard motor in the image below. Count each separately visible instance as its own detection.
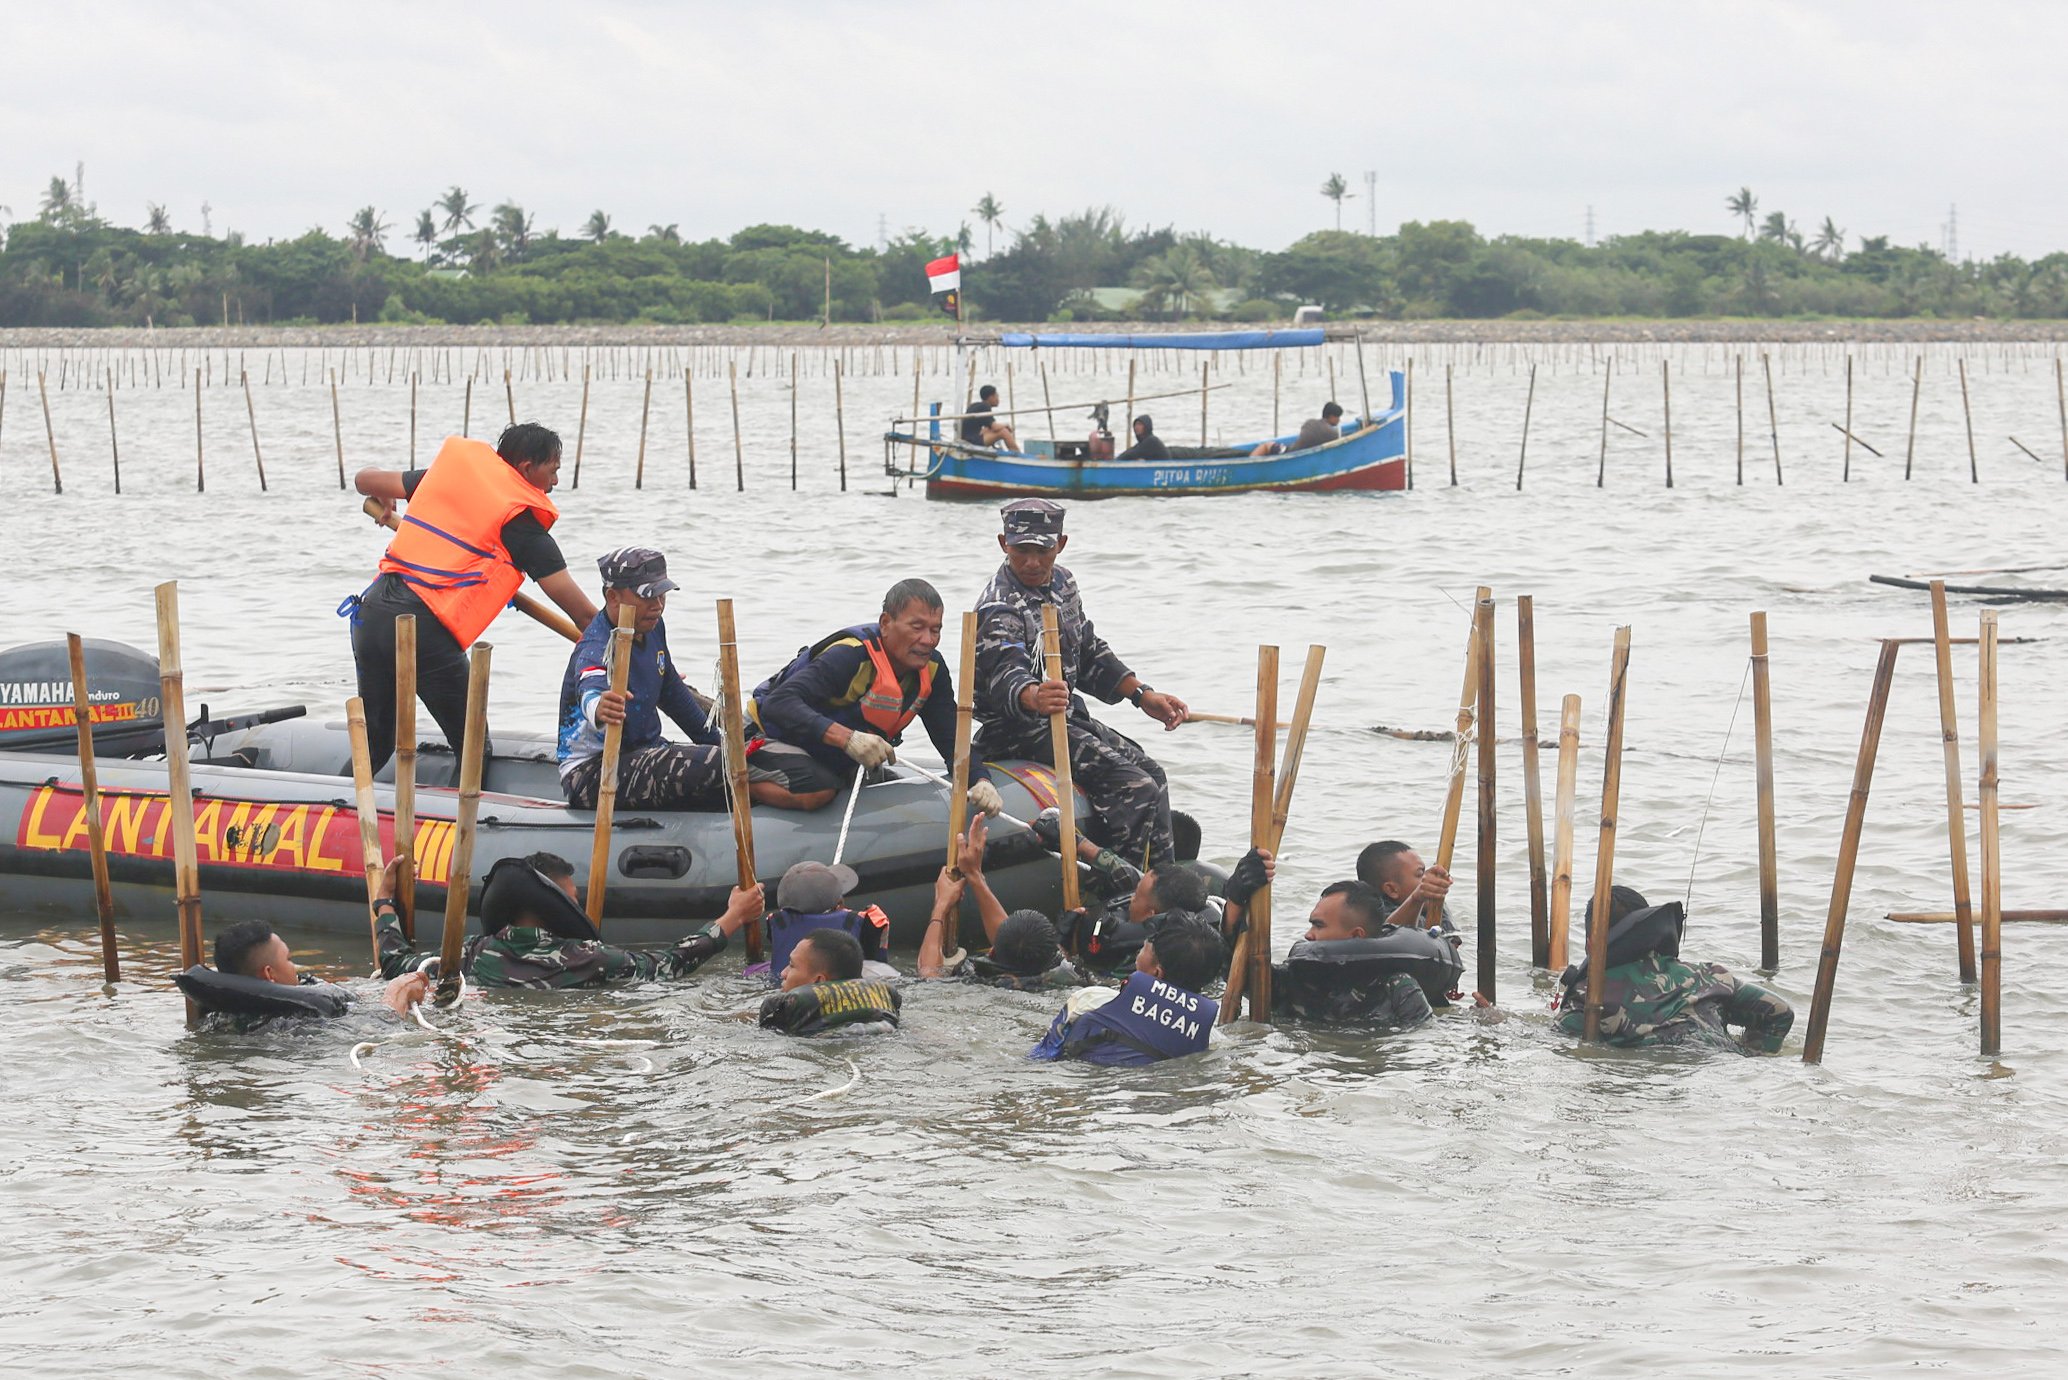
[0,639,165,758]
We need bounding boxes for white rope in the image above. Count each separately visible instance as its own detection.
[799,1056,862,1102]
[1683,659,1754,913]
[832,763,866,865]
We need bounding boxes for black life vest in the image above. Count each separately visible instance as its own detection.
[1278,928,1466,1014]
[767,905,892,978]
[759,978,902,1035]
[1560,902,1687,995]
[174,966,355,1021]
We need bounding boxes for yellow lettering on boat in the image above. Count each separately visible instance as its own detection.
[102,794,155,855]
[22,787,64,850]
[270,805,309,869]
[191,799,224,861]
[306,805,347,872]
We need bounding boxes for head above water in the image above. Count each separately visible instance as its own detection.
[525,851,579,902]
[496,421,564,493]
[991,909,1064,977]
[1585,885,1651,931]
[1306,879,1389,942]
[1129,863,1210,924]
[1137,917,1221,992]
[782,927,865,990]
[1355,839,1423,901]
[878,578,945,672]
[777,860,857,915]
[479,855,599,941]
[214,920,298,985]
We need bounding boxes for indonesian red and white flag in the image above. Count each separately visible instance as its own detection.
[925,253,961,294]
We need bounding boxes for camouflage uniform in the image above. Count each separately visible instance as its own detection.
[1557,955,1793,1052]
[377,909,731,990]
[972,561,1174,867]
[944,952,1091,992]
[1273,965,1432,1028]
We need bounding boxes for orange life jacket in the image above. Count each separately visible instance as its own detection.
[377,437,558,646]
[860,633,936,736]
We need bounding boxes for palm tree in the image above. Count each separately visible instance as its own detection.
[490,202,534,259]
[973,192,1003,257]
[1759,210,1794,245]
[956,222,974,256]
[1320,173,1352,229]
[465,228,503,273]
[38,175,74,223]
[346,206,390,261]
[413,210,438,261]
[1726,187,1758,239]
[583,209,612,243]
[145,202,172,234]
[646,223,680,243]
[1133,244,1218,320]
[437,186,477,235]
[1811,216,1846,262]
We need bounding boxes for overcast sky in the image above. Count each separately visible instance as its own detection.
[3,0,2062,262]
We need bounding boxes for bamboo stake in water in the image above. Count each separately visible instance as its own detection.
[37,370,62,494]
[345,697,387,968]
[729,360,745,492]
[67,633,119,982]
[1763,352,1784,485]
[1039,361,1056,442]
[715,599,763,961]
[155,583,204,1024]
[1597,361,1611,487]
[1123,358,1136,452]
[436,643,493,1006]
[1351,337,1372,450]
[834,358,848,491]
[1801,640,1901,1064]
[1977,610,2002,1055]
[105,369,122,494]
[1661,359,1674,488]
[1222,645,1325,1024]
[788,353,798,490]
[1039,604,1082,914]
[585,604,637,926]
[1474,596,1498,1000]
[1930,581,1978,983]
[1405,357,1415,490]
[462,375,473,438]
[1246,644,1280,1021]
[1548,693,1581,971]
[330,370,344,488]
[636,367,653,489]
[571,365,591,487]
[1842,354,1854,482]
[1426,589,1492,927]
[240,370,267,491]
[1904,354,1922,480]
[504,368,516,425]
[1751,612,1780,971]
[409,370,418,467]
[1272,352,1282,435]
[1201,361,1212,445]
[945,610,978,882]
[1583,627,1633,1042]
[1958,357,1978,482]
[1518,597,1548,967]
[1445,362,1458,486]
[1515,363,1536,490]
[393,615,418,941]
[1735,355,1744,485]
[2057,356,2066,483]
[685,368,699,489]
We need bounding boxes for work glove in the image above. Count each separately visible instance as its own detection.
[842,731,895,768]
[968,779,1004,817]
[1029,806,1062,854]
[1223,848,1270,909]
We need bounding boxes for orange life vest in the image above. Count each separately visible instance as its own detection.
[860,634,936,736]
[377,437,558,646]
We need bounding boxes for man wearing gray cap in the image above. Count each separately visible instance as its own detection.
[557,547,802,811]
[972,499,1190,868]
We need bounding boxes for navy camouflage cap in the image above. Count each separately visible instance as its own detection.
[1000,497,1065,548]
[597,547,679,597]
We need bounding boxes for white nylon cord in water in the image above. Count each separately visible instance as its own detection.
[800,1056,862,1102]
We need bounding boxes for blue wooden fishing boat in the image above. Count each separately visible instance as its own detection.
[883,328,1407,499]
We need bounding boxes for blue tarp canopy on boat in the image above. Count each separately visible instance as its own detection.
[991,329,1327,351]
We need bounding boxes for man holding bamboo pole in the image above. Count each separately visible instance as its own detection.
[972,499,1190,869]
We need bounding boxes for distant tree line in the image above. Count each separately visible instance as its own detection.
[4,175,2065,327]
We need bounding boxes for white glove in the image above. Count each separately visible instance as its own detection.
[968,779,1004,817]
[842,731,895,768]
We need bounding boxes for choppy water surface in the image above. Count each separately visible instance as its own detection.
[5,342,2068,1377]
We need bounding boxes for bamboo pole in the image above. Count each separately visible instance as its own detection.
[1842,354,1853,482]
[462,375,473,438]
[155,583,203,1024]
[572,365,590,487]
[1,369,8,463]
[2057,355,2066,482]
[1245,644,1280,1021]
[1890,910,2066,925]
[1039,603,1082,914]
[105,369,121,494]
[1763,352,1783,484]
[1515,363,1536,490]
[585,603,637,927]
[834,357,848,491]
[945,611,978,886]
[240,370,267,491]
[1039,361,1056,442]
[1518,597,1548,968]
[1221,644,1324,1025]
[1201,361,1212,445]
[345,697,387,968]
[1582,627,1633,1043]
[1548,694,1580,971]
[435,643,492,1006]
[504,368,515,425]
[1123,358,1136,450]
[1352,337,1372,447]
[37,370,62,493]
[67,633,119,982]
[1661,359,1673,488]
[1751,612,1780,971]
[1903,355,1922,481]
[1474,596,1498,1001]
[788,352,798,490]
[1801,641,1901,1064]
[1445,362,1458,486]
[1958,357,1978,482]
[1930,581,1978,983]
[1272,352,1282,435]
[1405,356,1415,490]
[1978,610,2002,1055]
[714,601,763,959]
[729,360,745,492]
[635,367,653,489]
[409,370,418,467]
[330,370,344,487]
[685,368,698,489]
[1426,589,1492,926]
[1596,360,1611,487]
[1735,355,1744,485]
[393,614,418,942]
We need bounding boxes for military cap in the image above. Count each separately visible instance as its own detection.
[1000,497,1066,549]
[597,547,679,597]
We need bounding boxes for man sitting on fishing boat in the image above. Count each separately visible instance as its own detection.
[961,384,1021,451]
[1355,839,1456,932]
[973,498,1190,869]
[176,919,430,1026]
[746,578,1004,817]
[559,547,812,811]
[1115,414,1170,462]
[349,423,600,773]
[1248,401,1345,457]
[1554,885,1793,1052]
[919,817,1089,990]
[375,853,766,989]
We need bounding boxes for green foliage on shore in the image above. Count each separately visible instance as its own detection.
[6,185,2067,327]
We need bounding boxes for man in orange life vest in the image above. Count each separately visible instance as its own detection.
[350,423,599,771]
[748,578,1005,816]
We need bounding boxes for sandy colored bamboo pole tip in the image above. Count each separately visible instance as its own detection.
[585,605,638,927]
[1039,604,1082,913]
[345,697,387,969]
[436,643,494,1005]
[394,615,419,940]
[68,633,119,982]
